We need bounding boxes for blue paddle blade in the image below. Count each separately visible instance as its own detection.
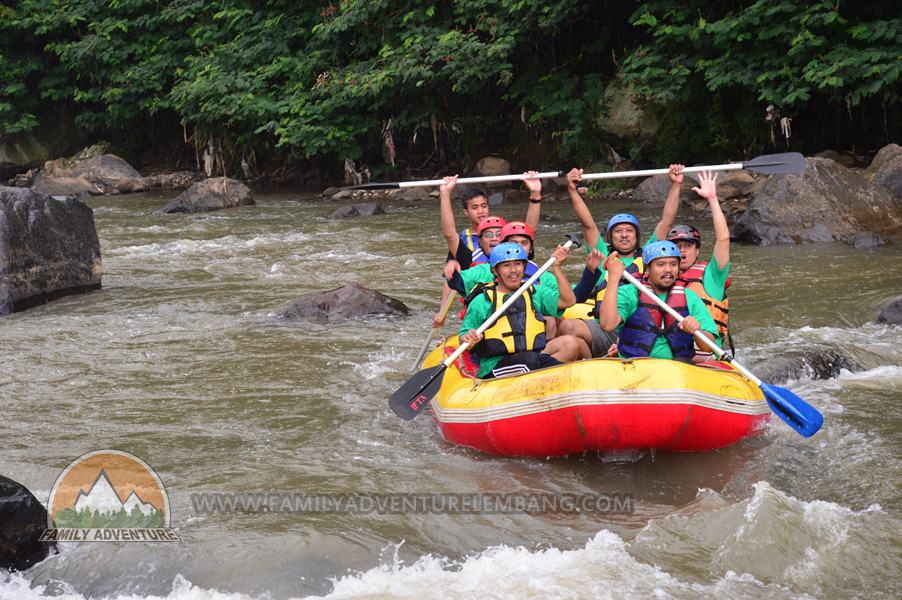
[760,382,824,437]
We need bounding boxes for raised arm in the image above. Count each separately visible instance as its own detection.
[692,171,729,269]
[550,245,576,309]
[439,175,461,255]
[566,168,600,251]
[523,170,543,233]
[653,164,684,241]
[599,253,625,332]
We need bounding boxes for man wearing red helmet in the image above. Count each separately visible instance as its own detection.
[433,172,545,328]
[665,170,732,358]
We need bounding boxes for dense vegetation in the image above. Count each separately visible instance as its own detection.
[1,1,899,178]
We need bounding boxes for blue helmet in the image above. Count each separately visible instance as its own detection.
[642,240,682,266]
[606,213,640,242]
[489,242,528,267]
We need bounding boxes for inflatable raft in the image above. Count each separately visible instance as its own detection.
[420,336,771,456]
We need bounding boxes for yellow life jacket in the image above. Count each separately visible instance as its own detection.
[588,257,644,317]
[476,285,547,358]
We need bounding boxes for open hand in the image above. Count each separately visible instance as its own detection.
[586,248,604,271]
[691,170,718,202]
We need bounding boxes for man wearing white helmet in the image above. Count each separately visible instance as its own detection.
[598,240,717,362]
[459,242,588,379]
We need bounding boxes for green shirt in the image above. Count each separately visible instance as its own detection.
[459,284,561,378]
[460,263,558,296]
[614,284,719,360]
[698,255,729,302]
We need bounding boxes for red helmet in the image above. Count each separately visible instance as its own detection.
[666,224,702,247]
[477,216,507,236]
[500,221,534,242]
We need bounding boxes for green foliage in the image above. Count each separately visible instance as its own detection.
[0,0,897,168]
[54,506,164,528]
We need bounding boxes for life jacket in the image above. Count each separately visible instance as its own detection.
[588,258,644,317]
[618,284,695,362]
[677,261,733,353]
[460,228,486,264]
[473,284,547,359]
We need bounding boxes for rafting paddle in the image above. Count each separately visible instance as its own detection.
[410,290,458,372]
[349,153,805,190]
[619,269,824,438]
[389,237,580,420]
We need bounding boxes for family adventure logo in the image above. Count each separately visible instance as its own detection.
[39,449,180,543]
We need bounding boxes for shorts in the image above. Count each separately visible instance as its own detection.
[586,320,618,358]
[488,351,562,378]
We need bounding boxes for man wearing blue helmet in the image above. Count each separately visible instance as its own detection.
[557,165,685,357]
[459,242,588,378]
[598,241,717,362]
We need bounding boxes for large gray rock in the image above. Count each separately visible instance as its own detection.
[0,475,55,571]
[0,187,102,315]
[474,157,511,177]
[632,174,693,205]
[595,78,659,142]
[327,202,385,219]
[814,149,858,168]
[876,296,902,325]
[862,143,902,198]
[159,177,254,214]
[32,147,148,195]
[757,347,859,384]
[0,135,51,181]
[731,157,902,245]
[281,283,409,322]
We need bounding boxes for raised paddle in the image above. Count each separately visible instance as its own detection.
[389,237,580,420]
[349,152,805,190]
[410,290,458,372]
[618,269,824,438]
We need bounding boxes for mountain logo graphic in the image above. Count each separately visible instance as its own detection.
[41,449,179,543]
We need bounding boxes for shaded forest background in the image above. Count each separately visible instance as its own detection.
[1,0,899,182]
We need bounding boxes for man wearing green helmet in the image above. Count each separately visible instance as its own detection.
[459,242,588,379]
[598,241,718,361]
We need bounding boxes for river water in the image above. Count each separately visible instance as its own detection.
[2,189,901,599]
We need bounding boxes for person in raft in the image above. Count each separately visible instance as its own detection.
[459,242,589,379]
[598,240,718,362]
[556,164,683,357]
[664,170,733,360]
[433,171,544,327]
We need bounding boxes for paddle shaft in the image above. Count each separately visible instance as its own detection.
[396,163,743,187]
[410,290,458,371]
[620,270,762,386]
[443,239,576,367]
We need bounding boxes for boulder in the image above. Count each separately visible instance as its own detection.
[396,187,431,202]
[631,174,694,205]
[159,177,254,214]
[321,186,341,198]
[33,147,148,195]
[731,157,902,245]
[595,78,659,143]
[0,475,54,571]
[0,187,102,316]
[814,149,857,168]
[876,295,902,325]
[757,347,859,384]
[847,231,886,249]
[861,143,902,199]
[327,202,385,219]
[280,283,409,322]
[474,157,511,177]
[0,134,51,181]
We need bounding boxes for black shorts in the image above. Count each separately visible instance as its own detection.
[487,351,562,378]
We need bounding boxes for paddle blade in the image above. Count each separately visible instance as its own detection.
[742,152,806,175]
[760,382,824,437]
[388,365,447,420]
